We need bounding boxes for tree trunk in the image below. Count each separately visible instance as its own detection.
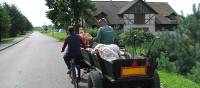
[74,0,79,34]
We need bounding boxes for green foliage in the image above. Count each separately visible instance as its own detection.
[157,52,177,72]
[119,29,155,46]
[187,63,200,83]
[153,32,198,74]
[0,2,32,42]
[0,4,11,41]
[125,46,145,56]
[84,28,98,37]
[113,29,123,46]
[45,0,96,33]
[159,71,200,88]
[3,3,33,37]
[1,37,14,44]
[43,25,48,32]
[151,3,200,84]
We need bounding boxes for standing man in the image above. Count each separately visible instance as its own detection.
[94,18,114,44]
[61,26,85,79]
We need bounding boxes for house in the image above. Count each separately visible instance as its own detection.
[93,0,178,32]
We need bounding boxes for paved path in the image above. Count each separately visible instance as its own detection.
[0,31,87,88]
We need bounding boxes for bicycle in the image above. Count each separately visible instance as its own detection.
[69,58,80,88]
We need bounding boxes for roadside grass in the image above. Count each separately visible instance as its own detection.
[1,38,15,44]
[159,71,200,88]
[0,31,32,44]
[45,32,67,41]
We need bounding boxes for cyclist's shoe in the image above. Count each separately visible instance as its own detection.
[78,76,81,81]
[67,69,72,74]
[67,70,70,74]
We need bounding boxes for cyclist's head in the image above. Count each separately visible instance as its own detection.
[68,26,75,34]
[98,18,107,27]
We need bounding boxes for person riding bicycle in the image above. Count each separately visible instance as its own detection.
[94,18,114,44]
[61,26,85,79]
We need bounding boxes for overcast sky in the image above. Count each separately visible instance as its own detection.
[1,0,200,27]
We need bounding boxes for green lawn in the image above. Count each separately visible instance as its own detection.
[159,71,200,88]
[1,38,15,44]
[46,32,67,41]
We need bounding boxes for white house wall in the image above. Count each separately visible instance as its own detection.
[124,24,155,32]
[123,14,156,32]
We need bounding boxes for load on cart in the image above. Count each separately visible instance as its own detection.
[78,32,160,88]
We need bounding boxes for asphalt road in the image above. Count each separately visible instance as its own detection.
[0,32,88,88]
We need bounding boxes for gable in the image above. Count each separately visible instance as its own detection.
[124,0,157,14]
[118,0,157,15]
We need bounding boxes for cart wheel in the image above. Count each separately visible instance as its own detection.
[150,70,160,88]
[88,71,104,88]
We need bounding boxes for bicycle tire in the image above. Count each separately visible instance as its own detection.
[70,59,79,88]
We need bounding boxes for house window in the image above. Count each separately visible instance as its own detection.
[134,14,145,24]
[123,14,134,25]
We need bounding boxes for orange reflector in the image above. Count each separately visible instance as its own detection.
[121,66,147,77]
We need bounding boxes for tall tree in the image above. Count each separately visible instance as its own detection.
[78,0,96,27]
[192,4,200,19]
[46,0,72,29]
[3,3,33,37]
[45,0,96,33]
[0,4,11,42]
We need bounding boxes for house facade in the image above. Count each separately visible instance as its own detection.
[93,0,178,32]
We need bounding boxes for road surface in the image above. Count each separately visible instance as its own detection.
[0,32,88,88]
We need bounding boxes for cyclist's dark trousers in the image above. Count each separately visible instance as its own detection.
[63,56,71,69]
[63,54,81,78]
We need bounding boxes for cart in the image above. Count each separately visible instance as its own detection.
[81,47,160,88]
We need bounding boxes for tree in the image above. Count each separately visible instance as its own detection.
[43,25,48,32]
[45,0,96,33]
[78,0,96,27]
[153,3,200,74]
[46,0,72,29]
[3,3,33,37]
[0,4,11,42]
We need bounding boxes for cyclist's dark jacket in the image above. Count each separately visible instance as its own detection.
[62,33,84,59]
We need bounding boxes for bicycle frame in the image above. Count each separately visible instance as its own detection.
[69,58,80,88]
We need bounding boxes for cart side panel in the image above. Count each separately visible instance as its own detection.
[81,50,94,66]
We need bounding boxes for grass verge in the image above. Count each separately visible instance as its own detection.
[159,71,200,88]
[1,38,15,44]
[45,32,67,41]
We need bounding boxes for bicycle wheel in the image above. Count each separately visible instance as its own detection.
[71,59,79,88]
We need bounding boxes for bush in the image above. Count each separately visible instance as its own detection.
[118,29,155,47]
[187,63,200,83]
[113,29,123,46]
[152,33,197,74]
[157,52,177,72]
[84,28,98,37]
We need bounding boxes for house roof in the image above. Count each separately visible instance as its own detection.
[93,1,128,24]
[93,1,178,25]
[147,2,177,16]
[118,0,157,15]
